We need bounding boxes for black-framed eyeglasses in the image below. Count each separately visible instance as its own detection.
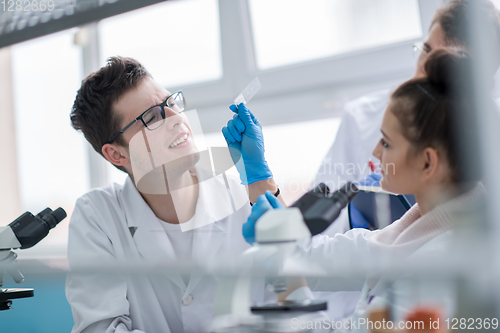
[107,91,186,144]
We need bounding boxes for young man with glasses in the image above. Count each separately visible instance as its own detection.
[65,57,268,333]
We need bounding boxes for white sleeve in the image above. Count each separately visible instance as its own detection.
[300,229,375,293]
[81,317,146,333]
[66,197,143,333]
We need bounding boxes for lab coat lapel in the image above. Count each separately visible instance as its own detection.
[184,221,226,298]
[179,166,228,297]
[184,201,226,297]
[121,177,186,291]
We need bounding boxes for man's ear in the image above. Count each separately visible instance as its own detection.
[421,147,439,181]
[102,143,129,167]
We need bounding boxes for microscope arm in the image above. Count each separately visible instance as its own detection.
[0,227,21,252]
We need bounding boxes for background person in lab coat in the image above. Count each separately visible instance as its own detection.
[65,57,275,333]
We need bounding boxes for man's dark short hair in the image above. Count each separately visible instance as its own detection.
[70,56,151,171]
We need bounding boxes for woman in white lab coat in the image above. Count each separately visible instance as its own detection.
[235,50,487,330]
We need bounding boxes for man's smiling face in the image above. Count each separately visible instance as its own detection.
[111,77,199,182]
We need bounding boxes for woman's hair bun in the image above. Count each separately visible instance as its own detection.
[424,49,470,94]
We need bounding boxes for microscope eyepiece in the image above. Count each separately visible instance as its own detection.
[330,182,359,207]
[40,208,67,229]
[311,182,330,196]
[8,208,67,249]
[291,182,358,236]
[35,208,53,219]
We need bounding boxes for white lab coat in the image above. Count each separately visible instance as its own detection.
[299,182,485,332]
[65,171,255,333]
[306,88,392,322]
[303,230,454,333]
[284,229,454,332]
[311,88,391,236]
[344,232,455,333]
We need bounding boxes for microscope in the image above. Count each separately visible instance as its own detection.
[211,182,358,332]
[0,208,66,310]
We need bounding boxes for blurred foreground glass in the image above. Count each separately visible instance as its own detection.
[493,0,500,97]
[249,0,423,70]
[99,0,222,87]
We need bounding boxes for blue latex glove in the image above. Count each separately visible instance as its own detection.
[349,172,382,229]
[221,103,273,185]
[242,190,285,245]
[355,172,382,187]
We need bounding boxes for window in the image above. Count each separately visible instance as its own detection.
[99,0,222,88]
[11,29,89,258]
[5,0,433,260]
[248,0,422,70]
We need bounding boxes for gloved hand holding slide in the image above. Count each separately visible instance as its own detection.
[222,78,273,185]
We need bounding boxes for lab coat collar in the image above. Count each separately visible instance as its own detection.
[184,222,225,298]
[121,168,226,233]
[121,176,149,229]
[120,170,227,293]
[121,176,185,289]
[183,167,227,297]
